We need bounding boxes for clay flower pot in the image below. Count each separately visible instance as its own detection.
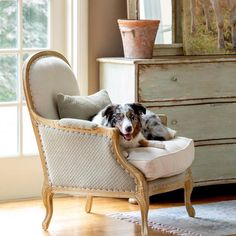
[118,19,160,59]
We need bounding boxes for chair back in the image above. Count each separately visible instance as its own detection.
[23,51,79,119]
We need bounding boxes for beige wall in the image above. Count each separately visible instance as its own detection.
[88,0,127,94]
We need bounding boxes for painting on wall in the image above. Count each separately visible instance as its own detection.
[182,0,236,55]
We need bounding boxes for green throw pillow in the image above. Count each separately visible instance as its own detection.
[57,90,112,120]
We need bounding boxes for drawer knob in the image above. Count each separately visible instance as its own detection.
[171,119,178,125]
[171,76,178,82]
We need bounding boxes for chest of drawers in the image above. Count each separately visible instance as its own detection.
[98,56,236,186]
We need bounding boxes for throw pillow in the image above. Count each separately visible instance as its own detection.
[57,89,112,120]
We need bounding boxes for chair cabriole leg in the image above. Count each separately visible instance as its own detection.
[184,170,195,217]
[42,185,54,230]
[136,193,149,236]
[85,195,93,213]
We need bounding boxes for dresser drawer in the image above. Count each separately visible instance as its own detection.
[149,103,236,141]
[138,62,236,102]
[193,144,236,184]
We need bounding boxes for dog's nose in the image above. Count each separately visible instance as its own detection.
[125,126,132,133]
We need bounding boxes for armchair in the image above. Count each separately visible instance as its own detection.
[23,50,195,236]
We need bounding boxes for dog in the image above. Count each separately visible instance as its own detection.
[92,103,176,155]
[141,109,176,141]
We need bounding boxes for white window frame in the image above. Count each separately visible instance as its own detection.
[0,0,69,201]
[67,0,88,95]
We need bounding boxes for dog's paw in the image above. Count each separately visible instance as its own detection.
[151,141,165,149]
[122,150,129,158]
[167,127,177,139]
[156,143,165,149]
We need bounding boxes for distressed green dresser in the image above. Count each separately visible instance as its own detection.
[98,56,236,186]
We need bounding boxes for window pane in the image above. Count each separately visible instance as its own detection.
[23,0,49,48]
[0,106,18,156]
[0,0,17,49]
[139,0,172,44]
[23,106,38,155]
[0,55,17,102]
[23,52,30,61]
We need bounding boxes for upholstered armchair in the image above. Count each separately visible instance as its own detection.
[23,50,195,236]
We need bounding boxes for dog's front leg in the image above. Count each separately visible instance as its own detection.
[139,139,165,149]
[121,148,129,158]
[123,150,129,158]
[148,140,165,149]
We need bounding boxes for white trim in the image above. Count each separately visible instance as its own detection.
[66,0,73,66]
[77,0,88,95]
[0,48,46,53]
[50,0,67,55]
[0,102,19,107]
[67,0,89,95]
[0,157,43,201]
[18,0,23,157]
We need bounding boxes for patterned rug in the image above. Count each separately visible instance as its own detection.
[108,200,236,236]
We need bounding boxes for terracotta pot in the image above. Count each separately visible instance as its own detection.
[118,19,160,59]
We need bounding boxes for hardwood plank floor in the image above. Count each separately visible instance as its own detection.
[0,185,235,236]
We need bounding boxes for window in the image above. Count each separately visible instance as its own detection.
[0,0,87,200]
[0,0,66,158]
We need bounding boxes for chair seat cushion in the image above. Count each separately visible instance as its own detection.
[127,137,194,181]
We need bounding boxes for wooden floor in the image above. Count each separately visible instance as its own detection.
[0,185,235,236]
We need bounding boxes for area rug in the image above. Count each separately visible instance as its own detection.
[108,200,236,236]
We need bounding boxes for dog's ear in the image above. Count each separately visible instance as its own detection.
[128,103,146,115]
[102,104,116,118]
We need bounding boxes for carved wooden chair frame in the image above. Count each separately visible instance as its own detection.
[23,50,195,236]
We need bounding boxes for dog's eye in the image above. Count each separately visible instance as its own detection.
[130,114,136,120]
[114,114,122,121]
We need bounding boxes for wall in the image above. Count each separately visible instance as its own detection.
[88,0,127,94]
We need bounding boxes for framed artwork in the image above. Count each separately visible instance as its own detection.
[182,0,236,55]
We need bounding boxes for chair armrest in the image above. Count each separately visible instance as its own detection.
[33,115,145,193]
[58,118,98,130]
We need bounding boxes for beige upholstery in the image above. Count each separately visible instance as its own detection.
[28,55,79,119]
[128,137,194,180]
[58,118,98,130]
[38,124,136,191]
[23,51,195,236]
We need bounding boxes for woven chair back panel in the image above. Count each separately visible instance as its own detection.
[38,125,136,192]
